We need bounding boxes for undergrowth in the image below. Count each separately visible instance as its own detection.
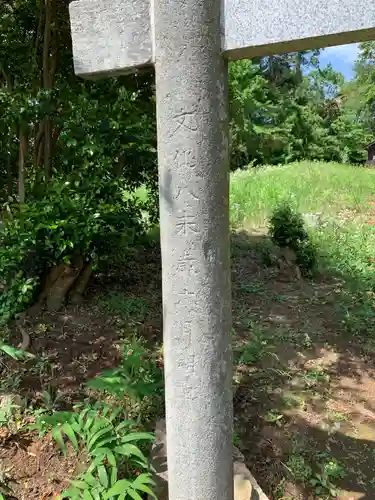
[27,336,164,500]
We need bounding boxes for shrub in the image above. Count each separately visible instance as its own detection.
[269,203,317,275]
[0,175,145,322]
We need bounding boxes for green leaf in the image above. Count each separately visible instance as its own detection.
[104,449,116,468]
[83,490,95,500]
[70,479,90,490]
[78,408,90,428]
[127,489,143,500]
[87,426,113,452]
[91,490,102,500]
[110,465,118,486]
[133,473,155,487]
[0,344,34,360]
[120,432,154,444]
[114,443,147,463]
[133,483,157,499]
[98,465,109,488]
[52,426,67,456]
[81,473,98,488]
[92,436,117,452]
[104,479,132,498]
[115,420,135,433]
[62,422,79,450]
[60,486,81,498]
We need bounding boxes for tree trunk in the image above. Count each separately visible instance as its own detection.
[43,0,52,89]
[39,261,84,312]
[70,262,93,304]
[42,0,56,180]
[44,119,52,179]
[33,0,44,87]
[7,133,13,199]
[18,129,28,204]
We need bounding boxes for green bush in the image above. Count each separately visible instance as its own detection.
[0,175,145,323]
[269,203,317,275]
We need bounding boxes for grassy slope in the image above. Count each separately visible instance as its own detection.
[231,161,375,285]
[230,160,375,228]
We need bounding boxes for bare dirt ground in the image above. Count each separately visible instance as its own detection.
[1,237,375,499]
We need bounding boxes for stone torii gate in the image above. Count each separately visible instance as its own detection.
[69,1,375,499]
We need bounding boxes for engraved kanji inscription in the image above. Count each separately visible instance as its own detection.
[173,149,196,170]
[173,186,199,201]
[176,250,197,273]
[176,289,200,309]
[171,111,199,137]
[175,213,198,235]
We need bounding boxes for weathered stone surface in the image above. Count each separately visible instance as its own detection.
[69,0,375,80]
[149,420,269,500]
[224,0,375,59]
[69,0,153,78]
[154,0,233,497]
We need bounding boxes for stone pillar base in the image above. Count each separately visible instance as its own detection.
[149,419,269,500]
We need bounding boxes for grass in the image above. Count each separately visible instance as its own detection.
[231,160,375,335]
[230,160,375,228]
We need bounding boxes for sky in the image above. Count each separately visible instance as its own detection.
[319,43,359,80]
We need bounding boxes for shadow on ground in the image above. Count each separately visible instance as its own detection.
[231,230,375,499]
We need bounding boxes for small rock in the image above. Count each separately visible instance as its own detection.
[149,419,269,500]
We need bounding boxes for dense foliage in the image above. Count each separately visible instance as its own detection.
[229,51,373,168]
[1,1,375,321]
[0,0,157,320]
[269,203,317,275]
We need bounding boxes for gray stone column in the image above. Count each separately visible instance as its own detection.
[154,1,233,499]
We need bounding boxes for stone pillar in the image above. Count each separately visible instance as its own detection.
[154,0,233,499]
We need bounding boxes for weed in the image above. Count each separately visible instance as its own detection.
[31,352,51,377]
[286,450,346,498]
[0,343,34,362]
[310,456,346,498]
[230,161,375,228]
[301,332,313,349]
[233,430,242,447]
[239,282,265,294]
[33,401,156,499]
[0,372,22,393]
[87,336,164,420]
[301,367,330,388]
[40,386,65,411]
[234,334,270,365]
[327,411,347,423]
[265,410,284,427]
[282,392,306,410]
[286,454,312,483]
